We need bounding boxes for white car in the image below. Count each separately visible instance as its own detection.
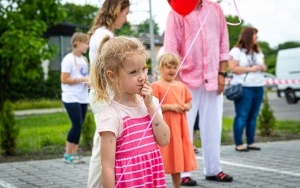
[276,48,300,104]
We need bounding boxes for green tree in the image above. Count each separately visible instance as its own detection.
[62,3,98,27]
[226,16,279,75]
[258,91,276,137]
[226,15,244,48]
[137,19,159,35]
[115,22,137,37]
[259,41,277,75]
[0,100,19,156]
[62,3,135,36]
[277,41,300,51]
[0,0,66,111]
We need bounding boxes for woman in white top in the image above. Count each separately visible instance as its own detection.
[61,32,89,164]
[86,0,130,187]
[229,27,267,152]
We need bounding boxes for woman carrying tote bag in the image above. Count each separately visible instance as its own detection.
[228,26,267,152]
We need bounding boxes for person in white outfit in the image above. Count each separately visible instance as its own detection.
[86,0,130,187]
[61,32,89,164]
[163,0,233,185]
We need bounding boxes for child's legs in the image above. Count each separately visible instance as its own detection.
[75,103,87,144]
[64,102,86,154]
[171,173,181,188]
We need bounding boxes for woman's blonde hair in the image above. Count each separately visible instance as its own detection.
[87,0,130,37]
[71,32,88,48]
[156,53,181,74]
[89,35,146,103]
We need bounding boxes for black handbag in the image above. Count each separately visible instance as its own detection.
[224,83,243,100]
[224,73,248,101]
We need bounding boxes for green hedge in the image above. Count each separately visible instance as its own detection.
[7,70,61,101]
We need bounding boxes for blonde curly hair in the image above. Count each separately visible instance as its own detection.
[89,35,147,103]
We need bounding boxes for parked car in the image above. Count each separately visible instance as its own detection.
[276,48,300,104]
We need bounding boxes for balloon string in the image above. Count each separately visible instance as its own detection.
[147,6,212,146]
[226,0,242,26]
[115,1,241,186]
[115,7,212,188]
[117,1,242,185]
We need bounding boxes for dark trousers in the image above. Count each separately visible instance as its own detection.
[233,87,264,146]
[63,102,88,144]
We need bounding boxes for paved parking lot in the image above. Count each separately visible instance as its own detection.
[1,140,300,188]
[6,93,300,188]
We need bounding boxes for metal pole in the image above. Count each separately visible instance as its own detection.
[148,0,156,79]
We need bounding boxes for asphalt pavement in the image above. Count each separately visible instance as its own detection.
[2,94,300,188]
[1,140,300,188]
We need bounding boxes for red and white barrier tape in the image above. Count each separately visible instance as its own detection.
[265,79,300,85]
[226,78,300,85]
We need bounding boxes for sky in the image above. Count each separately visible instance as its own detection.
[63,0,300,48]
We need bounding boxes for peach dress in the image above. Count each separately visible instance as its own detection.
[152,80,197,174]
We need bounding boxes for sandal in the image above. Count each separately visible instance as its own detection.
[247,146,261,150]
[63,153,84,164]
[235,147,249,152]
[206,171,233,182]
[73,153,83,159]
[181,177,197,186]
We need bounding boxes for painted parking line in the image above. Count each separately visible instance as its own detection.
[196,156,300,177]
[0,180,17,188]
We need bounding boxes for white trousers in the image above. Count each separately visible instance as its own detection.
[87,113,103,188]
[181,85,223,177]
[87,90,105,188]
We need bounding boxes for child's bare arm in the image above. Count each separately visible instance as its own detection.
[140,81,170,147]
[100,131,116,187]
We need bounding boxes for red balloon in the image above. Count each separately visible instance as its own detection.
[168,0,199,16]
